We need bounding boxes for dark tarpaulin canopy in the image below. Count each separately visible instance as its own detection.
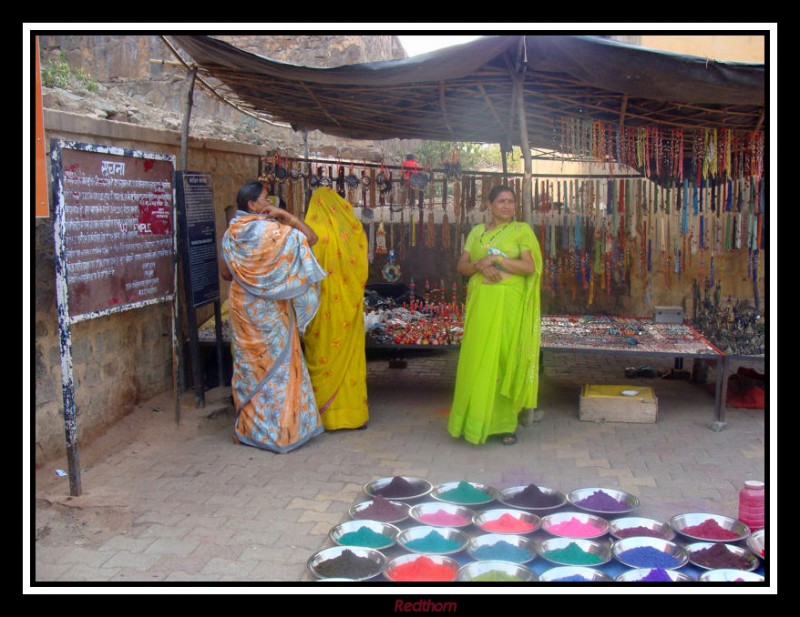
[167,34,765,157]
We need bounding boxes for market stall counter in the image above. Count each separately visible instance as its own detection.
[197,302,728,429]
[365,309,727,430]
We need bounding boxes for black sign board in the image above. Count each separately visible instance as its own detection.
[175,171,220,308]
[174,171,224,404]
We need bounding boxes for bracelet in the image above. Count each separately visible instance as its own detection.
[493,255,503,266]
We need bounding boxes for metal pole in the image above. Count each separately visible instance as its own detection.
[51,141,82,496]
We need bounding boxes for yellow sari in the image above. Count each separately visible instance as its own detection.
[303,188,370,430]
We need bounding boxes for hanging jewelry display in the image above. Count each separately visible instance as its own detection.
[336,163,346,198]
[441,172,451,251]
[375,209,387,255]
[367,212,375,264]
[369,168,377,208]
[381,248,401,283]
[397,207,406,260]
[424,172,435,249]
[442,207,451,251]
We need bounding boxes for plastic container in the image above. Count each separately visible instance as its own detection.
[737,480,765,531]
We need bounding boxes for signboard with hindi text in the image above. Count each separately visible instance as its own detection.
[51,140,176,323]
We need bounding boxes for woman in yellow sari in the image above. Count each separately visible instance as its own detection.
[448,185,543,445]
[303,187,370,430]
[221,181,326,453]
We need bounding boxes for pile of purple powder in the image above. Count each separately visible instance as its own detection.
[614,525,665,539]
[506,483,562,507]
[374,476,419,498]
[637,567,674,582]
[575,490,630,512]
[354,495,407,522]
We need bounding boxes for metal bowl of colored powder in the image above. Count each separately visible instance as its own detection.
[467,533,537,564]
[349,497,411,524]
[472,508,541,535]
[567,487,640,515]
[684,541,760,571]
[697,568,765,582]
[537,537,612,567]
[669,512,750,543]
[329,519,400,551]
[364,476,433,501]
[497,484,567,512]
[615,567,694,582]
[408,502,476,528]
[541,511,610,539]
[384,553,460,582]
[396,525,470,555]
[612,536,689,570]
[430,481,496,506]
[307,545,387,581]
[538,566,613,582]
[746,529,765,560]
[608,516,676,541]
[457,560,537,582]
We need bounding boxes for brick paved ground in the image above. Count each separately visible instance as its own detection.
[28,348,769,593]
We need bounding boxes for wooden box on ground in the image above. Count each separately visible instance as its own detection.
[579,385,658,423]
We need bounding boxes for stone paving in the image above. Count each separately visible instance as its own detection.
[28,348,769,592]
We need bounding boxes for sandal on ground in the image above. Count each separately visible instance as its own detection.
[502,433,517,446]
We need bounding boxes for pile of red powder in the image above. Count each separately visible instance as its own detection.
[681,518,741,540]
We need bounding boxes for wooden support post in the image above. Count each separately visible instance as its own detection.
[174,65,198,425]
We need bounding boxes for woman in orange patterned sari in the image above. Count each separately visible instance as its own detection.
[303,187,369,430]
[221,182,327,453]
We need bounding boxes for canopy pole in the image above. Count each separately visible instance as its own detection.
[178,66,197,171]
[513,75,532,223]
[173,65,197,426]
[500,142,509,183]
[510,38,533,223]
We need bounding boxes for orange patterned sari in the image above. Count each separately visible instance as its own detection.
[222,212,327,452]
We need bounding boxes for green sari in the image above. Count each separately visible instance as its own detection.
[448,221,543,444]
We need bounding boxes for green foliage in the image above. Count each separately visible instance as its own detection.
[412,141,525,172]
[40,52,71,88]
[41,51,99,92]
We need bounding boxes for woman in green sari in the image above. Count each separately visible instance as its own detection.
[448,185,543,445]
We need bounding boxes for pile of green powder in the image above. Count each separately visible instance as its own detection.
[338,526,393,548]
[543,542,604,565]
[403,530,463,553]
[470,570,524,581]
[439,481,492,504]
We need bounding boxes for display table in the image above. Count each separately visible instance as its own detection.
[538,316,726,430]
[198,308,731,430]
[366,313,728,430]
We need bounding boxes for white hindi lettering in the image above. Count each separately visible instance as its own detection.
[100,161,126,177]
